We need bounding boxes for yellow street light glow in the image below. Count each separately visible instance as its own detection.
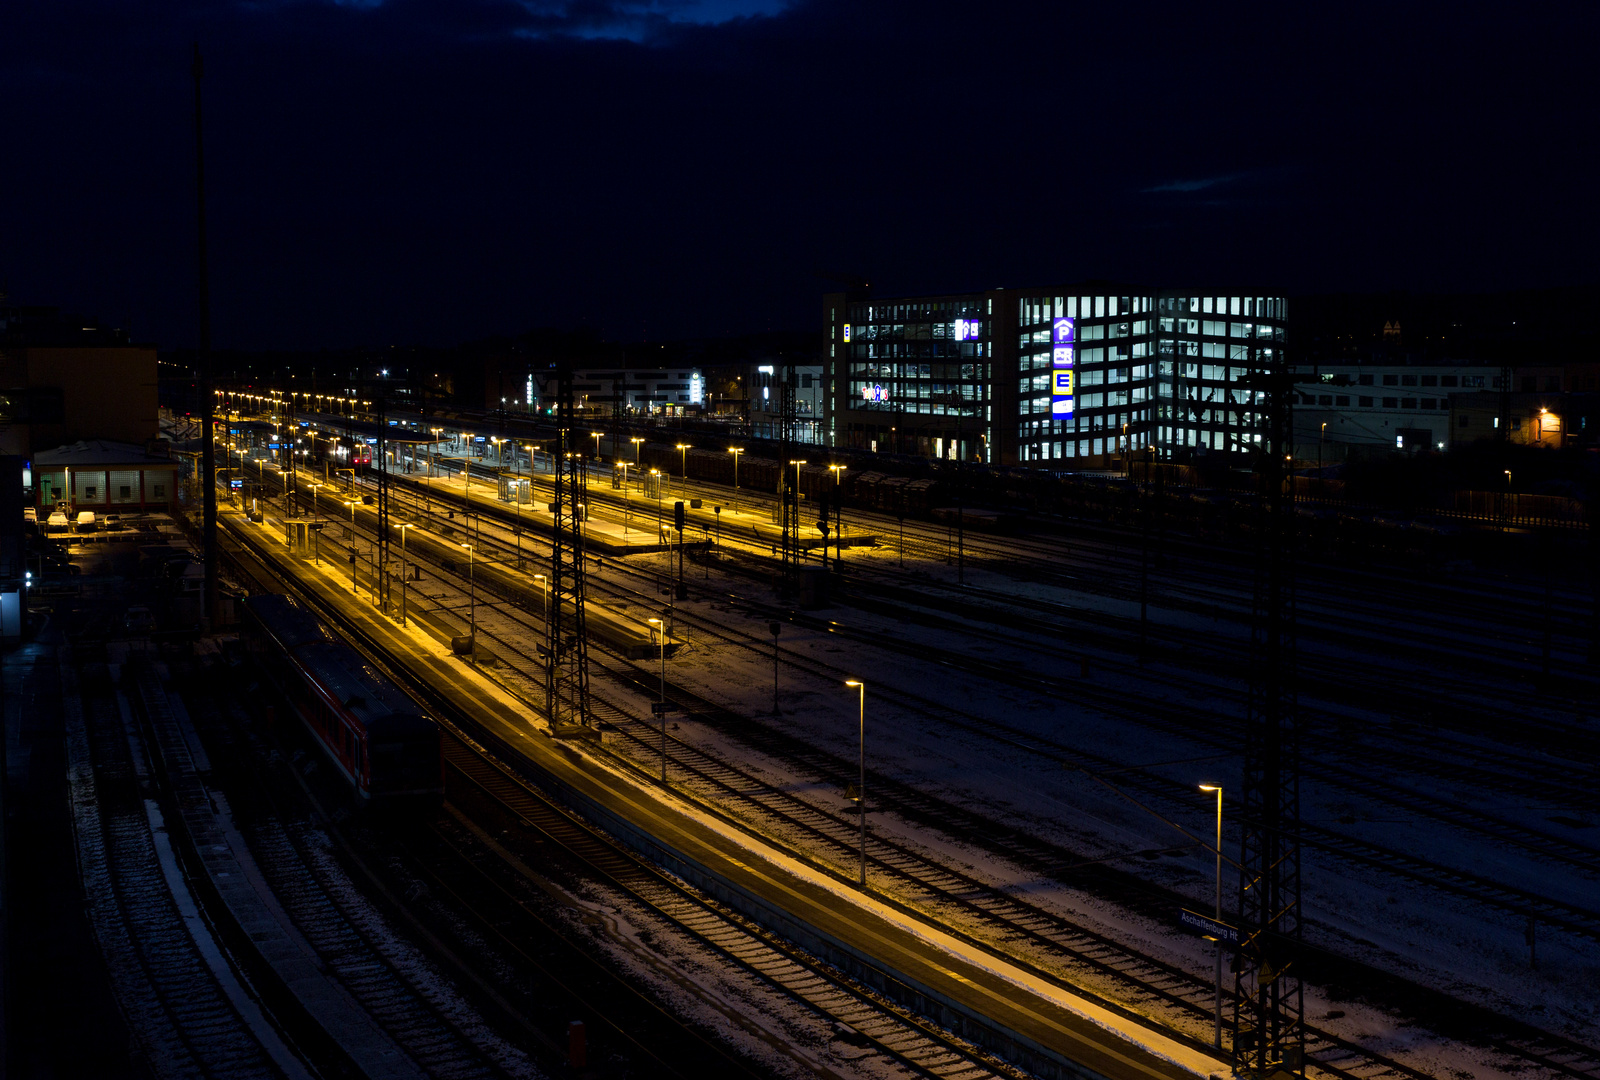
[845,679,862,687]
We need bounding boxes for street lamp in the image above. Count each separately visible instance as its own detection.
[790,460,807,560]
[727,447,744,500]
[1319,422,1327,476]
[648,617,667,781]
[591,431,603,461]
[827,464,847,568]
[397,524,415,626]
[631,436,644,465]
[650,469,662,543]
[308,482,322,520]
[1199,784,1224,1050]
[533,573,548,624]
[845,680,866,886]
[676,443,690,482]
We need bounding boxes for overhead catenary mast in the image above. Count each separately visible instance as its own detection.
[193,43,219,627]
[547,361,594,737]
[1234,344,1304,1080]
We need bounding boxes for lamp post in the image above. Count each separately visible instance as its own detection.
[650,468,662,541]
[591,431,603,462]
[828,464,847,569]
[727,447,743,502]
[790,460,808,560]
[619,461,632,536]
[534,573,548,625]
[676,442,690,487]
[845,680,866,886]
[308,482,322,520]
[648,617,667,781]
[397,524,414,626]
[1199,784,1224,1050]
[631,437,644,465]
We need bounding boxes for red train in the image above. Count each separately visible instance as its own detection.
[241,594,442,800]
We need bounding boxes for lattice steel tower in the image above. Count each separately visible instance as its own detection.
[375,377,391,612]
[1234,361,1304,1079]
[547,364,594,735]
[777,362,800,600]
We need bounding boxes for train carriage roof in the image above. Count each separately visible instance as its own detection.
[242,593,338,651]
[243,594,434,738]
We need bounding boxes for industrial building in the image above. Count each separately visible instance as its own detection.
[823,285,1288,468]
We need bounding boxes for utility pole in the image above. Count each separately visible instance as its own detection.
[193,44,218,627]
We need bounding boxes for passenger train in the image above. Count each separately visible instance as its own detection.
[240,594,442,800]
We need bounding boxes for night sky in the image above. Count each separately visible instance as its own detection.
[7,1,1597,351]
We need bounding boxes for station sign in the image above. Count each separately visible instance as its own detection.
[1051,316,1076,416]
[1179,908,1238,945]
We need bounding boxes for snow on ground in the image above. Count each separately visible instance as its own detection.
[316,456,1600,1072]
[591,534,1600,1076]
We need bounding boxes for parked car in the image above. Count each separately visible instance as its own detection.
[23,507,36,524]
[75,510,97,532]
[47,509,69,531]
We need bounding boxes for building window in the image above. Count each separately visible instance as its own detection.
[1511,417,1522,430]
[1441,375,1458,387]
[1421,375,1437,387]
[1401,398,1417,409]
[1401,375,1417,387]
[1383,374,1399,386]
[1359,396,1373,407]
[1335,396,1349,406]
[1383,397,1398,408]
[1318,395,1333,406]
[151,484,166,499]
[1359,374,1374,386]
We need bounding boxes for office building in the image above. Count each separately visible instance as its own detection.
[824,285,1288,468]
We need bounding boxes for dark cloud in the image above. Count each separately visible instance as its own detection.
[4,0,1596,350]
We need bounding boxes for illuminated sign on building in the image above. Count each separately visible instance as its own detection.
[689,373,704,405]
[861,384,889,403]
[954,318,981,341]
[1051,316,1075,416]
[843,324,852,343]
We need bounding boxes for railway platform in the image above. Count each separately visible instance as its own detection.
[224,509,1227,1080]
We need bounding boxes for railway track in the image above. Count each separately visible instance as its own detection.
[157,656,528,1080]
[281,469,1600,938]
[63,652,289,1080]
[221,504,1031,1079]
[225,467,1600,1080]
[439,729,1034,1080]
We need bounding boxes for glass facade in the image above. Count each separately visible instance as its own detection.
[824,286,1287,467]
[836,296,990,460]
